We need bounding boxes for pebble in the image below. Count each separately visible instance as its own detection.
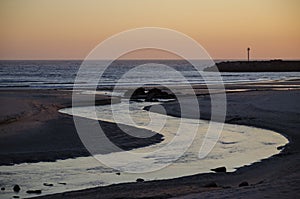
[13,185,20,192]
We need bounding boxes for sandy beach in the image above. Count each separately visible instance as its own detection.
[0,90,163,166]
[1,0,300,198]
[0,80,299,198]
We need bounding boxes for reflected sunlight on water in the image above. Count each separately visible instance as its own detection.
[0,100,288,198]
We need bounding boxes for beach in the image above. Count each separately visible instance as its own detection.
[1,0,300,198]
[0,90,163,166]
[0,80,299,198]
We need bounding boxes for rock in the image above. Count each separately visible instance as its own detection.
[13,185,21,192]
[58,182,67,185]
[116,172,121,175]
[1,187,5,191]
[43,183,53,187]
[239,181,249,187]
[160,91,175,99]
[26,189,42,194]
[204,182,218,187]
[125,87,175,102]
[277,145,285,150]
[124,87,146,100]
[145,88,162,102]
[211,166,227,173]
[136,178,144,182]
[146,88,176,101]
[148,88,161,94]
[13,196,20,198]
[145,93,158,102]
[133,87,146,95]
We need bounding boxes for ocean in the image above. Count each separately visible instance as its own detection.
[1,60,300,89]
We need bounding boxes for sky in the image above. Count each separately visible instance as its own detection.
[0,0,299,60]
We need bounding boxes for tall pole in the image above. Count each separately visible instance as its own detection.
[247,47,250,62]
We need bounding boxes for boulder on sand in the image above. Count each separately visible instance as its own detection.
[211,166,227,173]
[125,87,176,101]
[26,189,42,194]
[13,185,20,192]
[43,183,53,187]
[239,181,249,187]
[145,88,175,102]
[124,87,146,100]
[136,178,145,182]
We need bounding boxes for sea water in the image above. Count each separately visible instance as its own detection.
[1,60,300,89]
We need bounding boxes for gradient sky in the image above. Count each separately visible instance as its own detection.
[0,0,299,60]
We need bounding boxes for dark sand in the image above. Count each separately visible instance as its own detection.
[1,80,300,198]
[0,90,163,165]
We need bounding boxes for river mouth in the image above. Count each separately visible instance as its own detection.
[61,100,288,173]
[0,100,288,198]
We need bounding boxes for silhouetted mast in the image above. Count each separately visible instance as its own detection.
[247,47,250,62]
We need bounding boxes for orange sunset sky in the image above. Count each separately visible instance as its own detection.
[0,0,299,60]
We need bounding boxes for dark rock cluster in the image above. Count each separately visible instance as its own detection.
[124,87,176,102]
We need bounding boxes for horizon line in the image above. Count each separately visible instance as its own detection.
[0,58,299,61]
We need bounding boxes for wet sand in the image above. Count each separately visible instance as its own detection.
[0,90,163,165]
[1,80,300,198]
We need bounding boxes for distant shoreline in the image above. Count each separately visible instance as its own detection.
[205,60,300,72]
